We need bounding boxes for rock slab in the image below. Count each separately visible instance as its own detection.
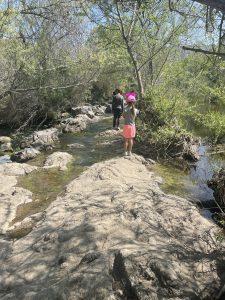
[0,155,224,299]
[0,162,37,234]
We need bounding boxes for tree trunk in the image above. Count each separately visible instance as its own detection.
[115,2,144,100]
[125,43,144,101]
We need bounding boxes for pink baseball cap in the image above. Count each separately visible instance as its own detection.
[126,95,136,103]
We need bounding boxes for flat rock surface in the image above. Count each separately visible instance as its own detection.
[0,163,37,234]
[0,162,37,176]
[0,155,224,299]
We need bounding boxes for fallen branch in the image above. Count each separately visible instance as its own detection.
[10,82,88,93]
[16,109,38,133]
[36,113,48,131]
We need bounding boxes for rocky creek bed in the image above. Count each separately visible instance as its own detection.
[1,154,225,299]
[1,111,225,299]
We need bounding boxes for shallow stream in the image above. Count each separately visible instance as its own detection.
[153,145,225,218]
[1,117,225,227]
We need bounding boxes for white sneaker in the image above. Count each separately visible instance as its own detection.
[127,151,132,156]
[124,151,128,156]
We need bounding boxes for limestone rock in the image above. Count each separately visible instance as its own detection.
[0,136,11,144]
[6,212,44,238]
[0,155,223,299]
[61,114,90,133]
[11,147,40,162]
[21,128,59,150]
[43,151,73,171]
[0,136,12,152]
[0,175,33,234]
[0,162,37,176]
[0,161,37,233]
[71,106,94,119]
[32,128,59,149]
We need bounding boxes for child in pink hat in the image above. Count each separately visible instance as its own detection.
[123,93,138,156]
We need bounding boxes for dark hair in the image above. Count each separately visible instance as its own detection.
[114,88,122,94]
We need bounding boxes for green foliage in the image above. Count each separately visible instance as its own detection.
[141,53,225,146]
[188,110,225,143]
[0,0,225,150]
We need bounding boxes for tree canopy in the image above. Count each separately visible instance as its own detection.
[0,0,224,144]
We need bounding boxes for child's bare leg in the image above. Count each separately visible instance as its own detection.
[128,138,133,153]
[124,138,128,152]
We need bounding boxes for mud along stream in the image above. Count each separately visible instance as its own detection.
[1,117,225,239]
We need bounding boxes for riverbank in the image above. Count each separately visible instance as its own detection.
[0,154,225,299]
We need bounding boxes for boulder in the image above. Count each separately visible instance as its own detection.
[0,142,13,152]
[32,128,59,149]
[21,128,59,150]
[43,151,73,171]
[71,106,94,119]
[0,136,13,152]
[11,147,40,162]
[61,115,90,133]
[0,136,11,144]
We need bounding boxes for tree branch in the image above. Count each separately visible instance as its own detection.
[192,0,225,13]
[182,46,225,57]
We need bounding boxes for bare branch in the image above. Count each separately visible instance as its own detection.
[182,46,225,57]
[192,0,225,13]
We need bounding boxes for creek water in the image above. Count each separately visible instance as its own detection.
[1,117,225,227]
[153,145,225,218]
[14,118,122,223]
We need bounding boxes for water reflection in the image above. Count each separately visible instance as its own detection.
[154,144,225,215]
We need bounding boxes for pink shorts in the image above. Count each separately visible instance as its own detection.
[123,125,136,139]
